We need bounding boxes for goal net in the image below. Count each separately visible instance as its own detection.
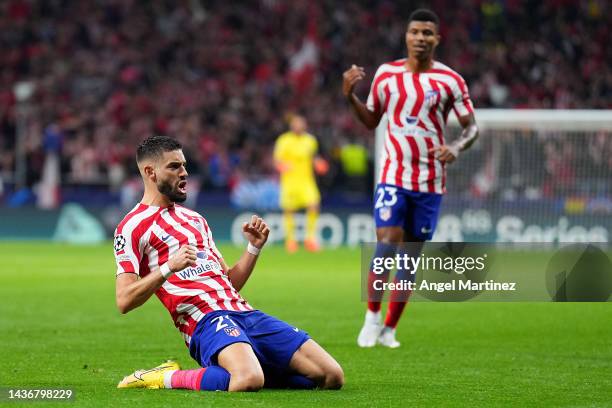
[375,110,612,243]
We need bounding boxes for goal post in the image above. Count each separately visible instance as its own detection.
[374,109,612,242]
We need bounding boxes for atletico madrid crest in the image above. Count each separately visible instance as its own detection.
[424,89,440,108]
[379,207,392,222]
[224,327,241,337]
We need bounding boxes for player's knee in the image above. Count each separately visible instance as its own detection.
[376,225,405,243]
[229,369,265,392]
[322,364,344,390]
[318,363,344,390]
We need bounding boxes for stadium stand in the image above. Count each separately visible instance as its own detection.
[0,0,609,204]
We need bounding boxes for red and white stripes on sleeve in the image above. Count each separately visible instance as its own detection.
[113,203,253,346]
[367,59,474,194]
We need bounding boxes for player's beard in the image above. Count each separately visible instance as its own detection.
[157,178,187,203]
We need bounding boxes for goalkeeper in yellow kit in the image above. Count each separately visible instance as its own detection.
[274,114,328,253]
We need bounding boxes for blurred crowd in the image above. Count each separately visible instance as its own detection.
[0,0,610,203]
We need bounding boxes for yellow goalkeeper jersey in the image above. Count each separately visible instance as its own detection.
[274,131,318,187]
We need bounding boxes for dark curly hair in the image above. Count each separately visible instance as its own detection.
[136,136,182,163]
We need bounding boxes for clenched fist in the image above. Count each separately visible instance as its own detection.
[167,245,197,272]
[243,215,270,249]
[429,144,460,164]
[342,64,366,98]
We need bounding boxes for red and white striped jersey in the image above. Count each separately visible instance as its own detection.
[367,59,474,194]
[113,203,253,346]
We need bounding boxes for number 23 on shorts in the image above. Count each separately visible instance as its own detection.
[375,185,398,209]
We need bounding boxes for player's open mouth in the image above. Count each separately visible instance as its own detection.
[178,180,187,194]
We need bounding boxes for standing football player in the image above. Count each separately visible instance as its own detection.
[114,136,343,391]
[342,9,479,347]
[274,114,328,253]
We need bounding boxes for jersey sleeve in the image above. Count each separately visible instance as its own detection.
[310,134,318,156]
[451,74,474,118]
[113,227,141,276]
[366,65,388,114]
[273,135,288,162]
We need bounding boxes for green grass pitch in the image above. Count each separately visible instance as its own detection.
[1,242,611,407]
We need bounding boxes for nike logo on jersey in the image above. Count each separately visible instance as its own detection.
[405,116,417,125]
[293,327,299,332]
[421,227,433,234]
[161,234,170,241]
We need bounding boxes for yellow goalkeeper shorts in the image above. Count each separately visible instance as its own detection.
[280,182,320,211]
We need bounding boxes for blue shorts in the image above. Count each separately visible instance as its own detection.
[373,183,442,240]
[189,310,310,374]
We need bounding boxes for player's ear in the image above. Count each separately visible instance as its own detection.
[143,164,156,182]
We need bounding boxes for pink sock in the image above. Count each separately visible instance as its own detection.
[367,269,390,313]
[384,301,408,329]
[167,368,206,390]
[383,276,412,328]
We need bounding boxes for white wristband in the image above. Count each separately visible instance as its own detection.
[159,263,173,279]
[247,242,261,256]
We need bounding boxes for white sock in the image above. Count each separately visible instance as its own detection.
[365,310,381,323]
[163,370,177,389]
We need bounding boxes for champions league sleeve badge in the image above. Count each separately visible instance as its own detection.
[114,234,127,253]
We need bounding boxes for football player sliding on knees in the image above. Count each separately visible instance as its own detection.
[114,136,343,392]
[343,8,479,348]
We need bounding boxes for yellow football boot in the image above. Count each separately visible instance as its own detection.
[117,360,180,389]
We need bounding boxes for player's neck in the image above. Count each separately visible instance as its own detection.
[141,188,174,208]
[405,56,433,73]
